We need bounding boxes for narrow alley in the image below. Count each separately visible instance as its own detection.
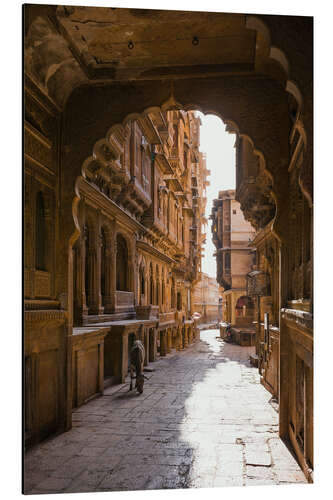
[24,330,307,494]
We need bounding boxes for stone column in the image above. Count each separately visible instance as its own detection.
[87,232,103,315]
[130,236,137,302]
[76,350,86,407]
[167,329,172,353]
[188,325,193,344]
[74,231,88,321]
[279,243,289,440]
[183,326,189,348]
[160,330,167,356]
[149,328,157,362]
[98,340,105,395]
[138,325,144,343]
[110,237,117,312]
[102,236,113,313]
[177,327,182,350]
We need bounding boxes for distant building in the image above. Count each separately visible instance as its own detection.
[211,190,256,327]
[193,273,222,325]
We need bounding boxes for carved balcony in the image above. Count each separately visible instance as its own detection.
[135,305,159,320]
[112,291,135,314]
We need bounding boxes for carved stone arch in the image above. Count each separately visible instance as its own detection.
[245,14,312,204]
[74,82,290,240]
[115,231,132,292]
[115,228,133,257]
[138,255,147,303]
[236,133,277,233]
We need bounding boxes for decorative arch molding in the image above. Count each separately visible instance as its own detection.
[73,90,290,249]
[61,12,312,318]
[114,228,134,260]
[26,12,309,224]
[245,14,312,205]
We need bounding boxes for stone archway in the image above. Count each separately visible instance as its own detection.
[23,5,313,467]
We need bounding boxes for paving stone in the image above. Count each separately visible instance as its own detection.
[32,476,74,492]
[246,465,275,480]
[274,469,308,483]
[246,453,272,467]
[213,475,243,487]
[24,330,307,493]
[245,478,277,486]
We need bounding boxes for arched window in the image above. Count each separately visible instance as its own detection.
[35,191,45,270]
[116,234,129,291]
[235,296,254,317]
[140,266,145,296]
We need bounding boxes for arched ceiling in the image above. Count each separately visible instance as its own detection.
[24,4,313,239]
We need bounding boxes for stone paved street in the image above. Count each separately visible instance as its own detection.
[24,330,307,494]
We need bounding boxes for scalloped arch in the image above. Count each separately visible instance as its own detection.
[74,98,278,252]
[246,15,305,119]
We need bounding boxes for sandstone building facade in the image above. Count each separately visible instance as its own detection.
[23,5,313,483]
[192,273,222,325]
[211,190,256,327]
[25,78,208,445]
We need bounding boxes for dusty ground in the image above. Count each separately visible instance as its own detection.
[24,330,307,494]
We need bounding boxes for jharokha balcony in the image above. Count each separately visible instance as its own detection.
[113,291,135,313]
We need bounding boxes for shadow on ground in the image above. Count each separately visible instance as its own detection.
[24,329,307,494]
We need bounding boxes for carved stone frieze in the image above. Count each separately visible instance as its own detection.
[24,309,67,324]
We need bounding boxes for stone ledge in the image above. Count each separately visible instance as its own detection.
[281,308,313,333]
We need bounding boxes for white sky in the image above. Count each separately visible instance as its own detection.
[197,113,236,279]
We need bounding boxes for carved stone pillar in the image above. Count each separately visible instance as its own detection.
[110,238,117,311]
[130,237,137,303]
[167,329,172,353]
[138,325,144,344]
[179,327,184,350]
[149,328,157,362]
[160,330,167,357]
[87,234,103,316]
[172,328,177,349]
[279,243,289,440]
[98,341,105,395]
[188,326,193,344]
[183,326,189,348]
[102,245,113,313]
[74,231,88,322]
